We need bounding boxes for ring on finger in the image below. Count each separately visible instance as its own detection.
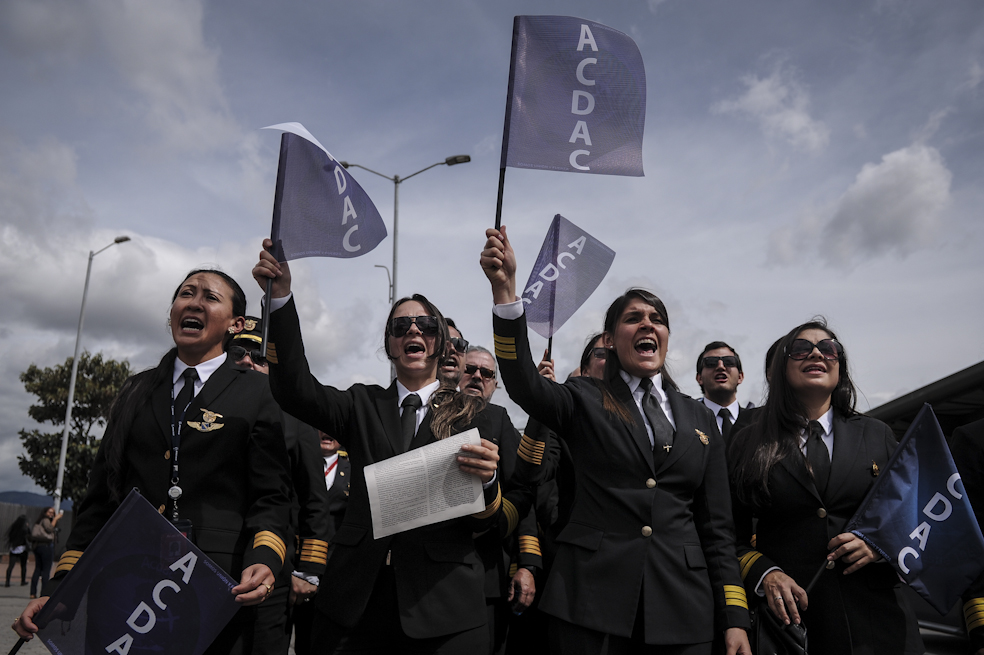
[774,596,783,602]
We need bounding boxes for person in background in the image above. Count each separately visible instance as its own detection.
[695,342,745,444]
[439,319,469,386]
[5,515,30,588]
[227,317,331,655]
[28,507,61,599]
[728,319,923,655]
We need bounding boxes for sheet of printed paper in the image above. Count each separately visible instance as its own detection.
[364,428,485,539]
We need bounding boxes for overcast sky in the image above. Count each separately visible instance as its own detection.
[1,0,982,493]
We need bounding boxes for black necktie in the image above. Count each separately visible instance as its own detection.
[806,420,830,496]
[718,408,733,441]
[640,378,674,469]
[401,393,422,450]
[173,367,199,433]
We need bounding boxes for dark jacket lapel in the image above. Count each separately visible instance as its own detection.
[778,434,823,503]
[607,370,656,473]
[151,375,173,449]
[408,410,437,451]
[374,382,402,456]
[660,389,698,473]
[183,358,241,429]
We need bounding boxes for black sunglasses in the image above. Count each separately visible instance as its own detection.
[449,337,469,353]
[787,338,841,361]
[702,355,739,369]
[464,364,495,380]
[390,315,440,337]
[590,347,608,360]
[230,345,267,366]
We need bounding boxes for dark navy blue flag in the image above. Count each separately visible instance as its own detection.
[501,16,646,177]
[33,490,239,655]
[846,404,984,614]
[263,123,387,261]
[521,214,615,339]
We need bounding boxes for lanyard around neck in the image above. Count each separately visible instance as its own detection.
[168,376,196,521]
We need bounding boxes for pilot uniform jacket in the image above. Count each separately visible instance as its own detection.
[47,350,292,592]
[281,413,332,575]
[267,298,506,640]
[325,450,352,538]
[730,413,923,655]
[493,313,750,644]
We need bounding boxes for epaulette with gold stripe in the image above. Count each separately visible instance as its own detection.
[724,584,748,609]
[253,530,286,564]
[265,343,279,364]
[54,549,84,575]
[473,484,502,519]
[502,498,519,536]
[337,450,348,458]
[493,334,517,361]
[299,538,329,566]
[517,433,545,466]
[965,597,984,632]
[519,535,542,557]
[738,551,763,582]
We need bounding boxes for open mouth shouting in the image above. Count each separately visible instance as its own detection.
[180,317,204,333]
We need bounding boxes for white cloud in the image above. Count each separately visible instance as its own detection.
[822,145,951,265]
[647,0,671,14]
[713,59,830,153]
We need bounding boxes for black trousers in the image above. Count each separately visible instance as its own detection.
[310,566,487,655]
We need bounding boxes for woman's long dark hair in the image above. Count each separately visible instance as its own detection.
[729,318,858,506]
[579,333,604,374]
[6,515,28,546]
[103,268,246,503]
[429,383,488,440]
[598,289,678,424]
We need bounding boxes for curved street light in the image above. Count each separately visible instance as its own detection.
[53,235,131,513]
[340,155,471,305]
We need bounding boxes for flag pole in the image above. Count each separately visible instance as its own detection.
[546,337,552,361]
[262,133,289,359]
[495,17,520,231]
[261,277,272,358]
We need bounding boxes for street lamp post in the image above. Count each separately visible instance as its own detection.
[341,155,471,305]
[53,235,131,513]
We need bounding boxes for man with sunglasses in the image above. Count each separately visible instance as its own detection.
[696,341,745,443]
[228,318,332,655]
[439,319,469,386]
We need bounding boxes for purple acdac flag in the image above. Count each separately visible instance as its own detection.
[846,405,984,614]
[501,16,646,177]
[32,490,240,655]
[521,214,615,339]
[262,122,387,261]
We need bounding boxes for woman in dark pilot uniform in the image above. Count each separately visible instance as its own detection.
[252,239,507,655]
[481,226,751,655]
[728,319,923,655]
[13,269,292,655]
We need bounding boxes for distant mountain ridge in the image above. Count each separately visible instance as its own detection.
[0,491,73,510]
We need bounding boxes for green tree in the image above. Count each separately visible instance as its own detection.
[18,351,131,504]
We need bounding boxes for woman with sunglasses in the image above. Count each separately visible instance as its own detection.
[482,227,751,655]
[252,240,507,655]
[13,269,292,653]
[728,319,923,655]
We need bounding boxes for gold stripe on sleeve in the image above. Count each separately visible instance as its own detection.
[965,598,984,632]
[493,335,517,360]
[253,531,286,564]
[502,498,519,536]
[517,434,545,465]
[265,343,278,364]
[472,484,502,519]
[518,535,542,557]
[738,551,763,581]
[54,549,84,575]
[299,539,329,565]
[724,584,748,609]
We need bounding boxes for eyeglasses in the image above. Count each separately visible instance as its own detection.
[390,315,440,337]
[787,338,841,361]
[701,355,739,369]
[449,337,469,353]
[590,348,608,360]
[230,345,267,366]
[464,364,496,380]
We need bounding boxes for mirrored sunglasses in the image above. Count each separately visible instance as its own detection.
[464,364,496,380]
[787,338,841,361]
[701,355,738,369]
[449,337,469,353]
[230,345,267,366]
[390,315,439,337]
